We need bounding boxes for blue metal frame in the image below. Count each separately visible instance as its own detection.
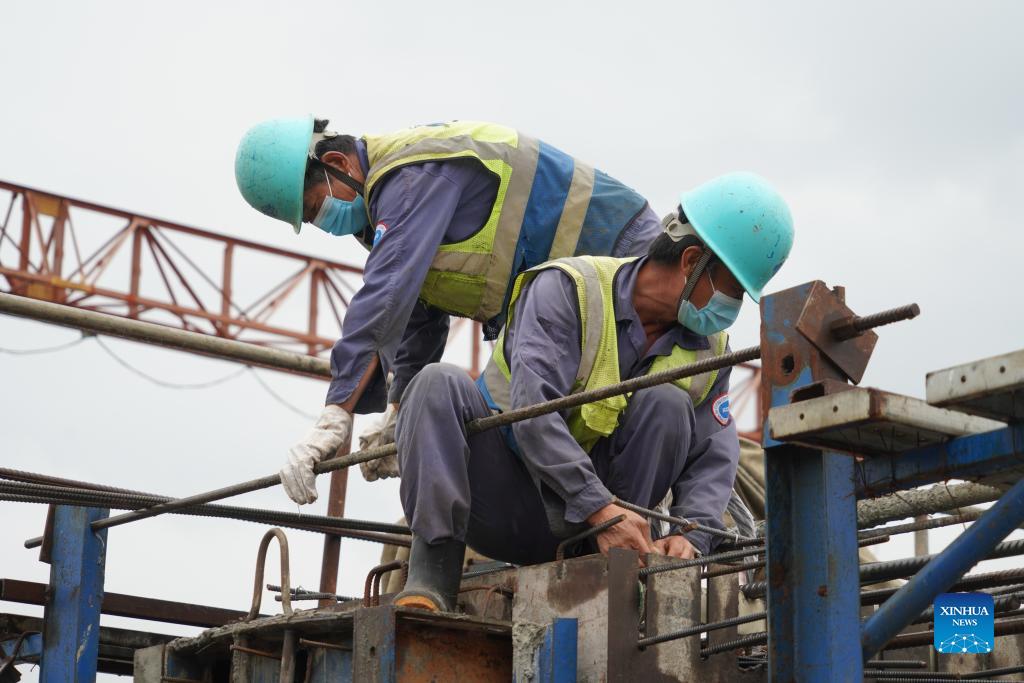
[855,424,1024,496]
[535,618,578,683]
[861,474,1024,658]
[39,505,108,683]
[761,283,866,682]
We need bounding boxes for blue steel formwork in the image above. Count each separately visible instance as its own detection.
[760,283,1024,682]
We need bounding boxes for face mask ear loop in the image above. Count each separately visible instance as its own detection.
[323,169,335,198]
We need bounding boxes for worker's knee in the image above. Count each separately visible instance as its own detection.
[622,384,692,441]
[630,384,692,418]
[403,362,475,402]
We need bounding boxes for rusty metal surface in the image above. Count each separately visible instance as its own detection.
[318,441,350,609]
[246,529,292,621]
[794,281,877,384]
[363,561,406,608]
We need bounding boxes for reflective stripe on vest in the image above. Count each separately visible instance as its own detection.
[481,256,728,451]
[361,121,645,322]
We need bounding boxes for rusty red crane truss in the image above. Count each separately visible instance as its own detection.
[0,177,761,431]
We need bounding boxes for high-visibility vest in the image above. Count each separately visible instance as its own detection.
[479,256,729,451]
[361,122,648,323]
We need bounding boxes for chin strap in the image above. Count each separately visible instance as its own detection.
[679,249,713,303]
[309,128,366,196]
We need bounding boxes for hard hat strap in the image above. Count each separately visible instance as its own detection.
[679,249,713,303]
[323,163,365,196]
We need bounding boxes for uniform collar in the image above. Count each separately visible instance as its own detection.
[354,139,370,180]
[614,256,710,352]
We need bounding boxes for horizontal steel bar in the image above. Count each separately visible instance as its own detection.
[0,578,253,628]
[881,616,1024,651]
[640,610,766,648]
[861,569,1024,606]
[857,482,1004,528]
[855,424,1024,497]
[0,292,331,380]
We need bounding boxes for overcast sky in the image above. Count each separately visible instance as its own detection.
[2,2,1023,679]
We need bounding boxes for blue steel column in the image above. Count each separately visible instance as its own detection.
[535,618,578,683]
[765,446,862,682]
[861,474,1024,659]
[760,284,865,682]
[40,505,109,683]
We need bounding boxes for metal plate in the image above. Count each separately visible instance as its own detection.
[927,349,1024,422]
[769,388,1004,457]
[794,281,877,385]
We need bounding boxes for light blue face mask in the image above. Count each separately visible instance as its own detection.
[311,170,370,237]
[677,269,743,336]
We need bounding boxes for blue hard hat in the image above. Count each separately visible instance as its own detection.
[234,116,314,234]
[680,172,794,302]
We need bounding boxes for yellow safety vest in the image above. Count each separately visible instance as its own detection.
[480,256,728,451]
[362,121,645,323]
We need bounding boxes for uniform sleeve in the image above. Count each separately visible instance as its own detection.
[388,301,451,404]
[668,364,740,554]
[325,167,462,412]
[507,270,614,525]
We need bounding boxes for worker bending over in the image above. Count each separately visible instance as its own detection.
[392,173,795,612]
[234,118,663,501]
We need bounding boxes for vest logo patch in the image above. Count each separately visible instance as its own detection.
[712,394,730,426]
[372,223,388,248]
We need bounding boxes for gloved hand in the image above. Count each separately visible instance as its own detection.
[358,403,400,482]
[280,404,353,505]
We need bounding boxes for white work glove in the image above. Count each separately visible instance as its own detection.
[358,403,400,482]
[280,404,353,505]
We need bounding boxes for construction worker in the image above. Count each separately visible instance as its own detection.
[392,173,794,611]
[234,118,664,502]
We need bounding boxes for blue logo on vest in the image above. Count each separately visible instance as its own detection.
[372,223,388,248]
[712,394,730,426]
[933,592,993,654]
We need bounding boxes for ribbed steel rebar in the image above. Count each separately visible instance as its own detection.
[0,479,410,547]
[859,511,984,540]
[639,611,767,648]
[613,497,754,543]
[861,569,1024,606]
[864,665,1024,680]
[831,303,920,341]
[3,301,914,535]
[743,539,1024,599]
[700,632,767,656]
[88,345,761,532]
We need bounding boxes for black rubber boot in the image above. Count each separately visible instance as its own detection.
[394,536,466,612]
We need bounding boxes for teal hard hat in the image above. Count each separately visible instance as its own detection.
[679,172,794,303]
[234,115,314,234]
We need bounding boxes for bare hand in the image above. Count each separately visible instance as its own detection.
[587,503,654,565]
[652,534,699,560]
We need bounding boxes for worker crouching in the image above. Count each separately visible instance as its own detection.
[393,173,795,612]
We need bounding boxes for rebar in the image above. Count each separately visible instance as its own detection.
[7,492,409,548]
[743,539,1024,599]
[555,514,624,561]
[857,482,1004,528]
[88,345,762,532]
[700,631,767,656]
[614,497,753,543]
[0,478,409,548]
[14,301,912,535]
[640,545,765,578]
[861,569,1024,606]
[864,666,1024,680]
[859,511,984,540]
[831,303,920,341]
[883,617,1024,651]
[865,661,928,669]
[639,610,767,648]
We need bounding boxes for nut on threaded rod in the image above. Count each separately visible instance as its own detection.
[831,303,921,341]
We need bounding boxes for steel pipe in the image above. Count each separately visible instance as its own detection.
[0,292,331,380]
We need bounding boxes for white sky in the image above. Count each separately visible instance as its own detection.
[1,1,1023,679]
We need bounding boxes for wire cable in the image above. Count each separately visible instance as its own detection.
[0,335,85,355]
[95,336,247,389]
[247,368,318,420]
